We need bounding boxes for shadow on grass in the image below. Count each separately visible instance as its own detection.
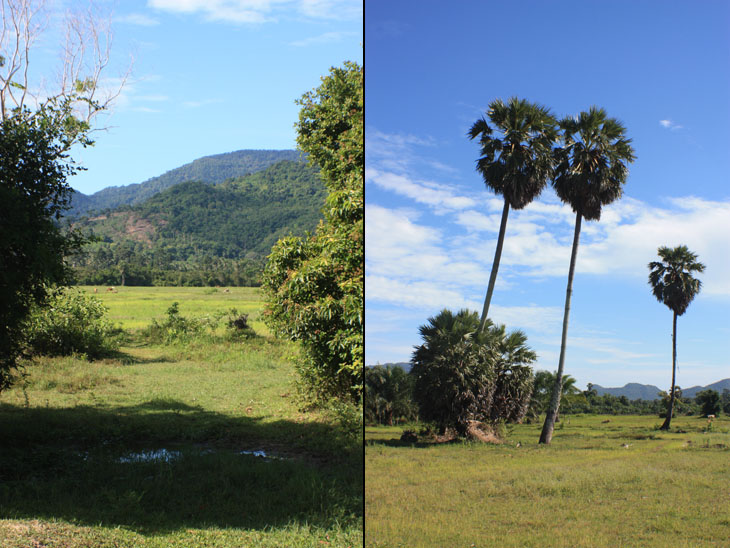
[0,400,362,534]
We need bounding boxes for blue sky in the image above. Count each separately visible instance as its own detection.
[365,0,730,390]
[32,0,362,194]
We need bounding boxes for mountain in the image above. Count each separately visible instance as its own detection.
[70,159,326,286]
[70,149,301,216]
[591,379,730,400]
[591,383,662,400]
[682,379,730,398]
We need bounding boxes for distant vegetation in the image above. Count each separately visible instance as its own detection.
[69,149,301,216]
[69,159,326,287]
[366,363,730,427]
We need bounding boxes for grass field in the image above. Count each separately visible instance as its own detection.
[366,415,730,547]
[0,286,362,548]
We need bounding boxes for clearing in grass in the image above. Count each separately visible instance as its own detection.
[0,286,362,548]
[366,414,730,548]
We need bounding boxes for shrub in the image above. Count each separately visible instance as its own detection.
[226,308,257,340]
[144,302,213,344]
[24,287,119,358]
[364,365,418,426]
[695,389,721,417]
[410,309,536,436]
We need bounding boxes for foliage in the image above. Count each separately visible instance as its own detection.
[648,245,705,430]
[528,371,581,417]
[263,60,363,405]
[540,106,636,445]
[468,97,558,210]
[468,97,558,330]
[69,149,302,216]
[225,308,257,340]
[0,108,86,390]
[410,309,536,435]
[144,302,219,344]
[23,287,119,358]
[69,159,326,287]
[695,389,721,417]
[365,365,418,426]
[648,245,705,317]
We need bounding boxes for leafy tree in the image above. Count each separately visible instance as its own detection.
[364,365,417,426]
[262,61,363,404]
[410,309,536,436]
[539,107,635,444]
[0,0,124,391]
[529,371,580,418]
[468,98,558,332]
[648,245,705,430]
[722,389,730,416]
[0,108,85,390]
[695,389,721,418]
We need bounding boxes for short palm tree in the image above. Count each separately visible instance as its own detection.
[539,107,635,445]
[648,245,705,430]
[468,97,558,333]
[410,309,537,434]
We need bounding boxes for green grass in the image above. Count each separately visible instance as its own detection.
[366,415,730,547]
[0,287,362,548]
[77,285,267,332]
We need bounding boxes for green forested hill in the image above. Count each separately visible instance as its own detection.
[70,149,301,217]
[70,160,325,286]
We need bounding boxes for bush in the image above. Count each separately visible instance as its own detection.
[144,302,216,344]
[364,365,418,425]
[24,288,119,358]
[695,389,721,417]
[410,309,536,436]
[226,308,257,340]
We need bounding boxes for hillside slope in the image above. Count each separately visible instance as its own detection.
[70,149,301,216]
[70,159,325,286]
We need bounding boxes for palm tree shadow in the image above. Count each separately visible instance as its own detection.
[0,400,362,534]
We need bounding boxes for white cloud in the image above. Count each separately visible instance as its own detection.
[117,13,160,26]
[659,119,683,130]
[288,31,357,47]
[366,168,476,213]
[147,0,361,23]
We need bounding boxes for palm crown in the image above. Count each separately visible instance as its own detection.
[648,245,705,316]
[552,106,635,220]
[468,97,558,209]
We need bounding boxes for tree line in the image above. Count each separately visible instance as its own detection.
[366,363,730,427]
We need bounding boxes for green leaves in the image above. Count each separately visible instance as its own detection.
[648,245,705,316]
[263,61,363,405]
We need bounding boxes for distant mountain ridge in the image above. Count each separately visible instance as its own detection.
[70,149,301,216]
[591,379,730,400]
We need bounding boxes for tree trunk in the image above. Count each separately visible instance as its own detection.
[479,198,510,333]
[539,211,582,445]
[660,312,678,430]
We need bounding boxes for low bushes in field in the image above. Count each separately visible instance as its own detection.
[24,287,121,359]
[143,302,257,344]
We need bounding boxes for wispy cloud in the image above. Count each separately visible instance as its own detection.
[181,98,223,108]
[288,31,357,47]
[659,119,683,130]
[147,0,361,24]
[117,13,160,26]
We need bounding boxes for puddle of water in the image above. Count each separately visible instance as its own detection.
[118,449,181,463]
[114,448,287,463]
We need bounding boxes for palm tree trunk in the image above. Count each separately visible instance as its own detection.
[479,198,510,332]
[539,211,582,444]
[660,311,678,430]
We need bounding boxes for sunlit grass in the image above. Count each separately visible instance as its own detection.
[0,286,362,548]
[366,415,730,547]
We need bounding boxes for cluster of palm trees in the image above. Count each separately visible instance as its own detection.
[464,97,703,443]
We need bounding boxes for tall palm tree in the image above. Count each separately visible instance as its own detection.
[468,97,558,333]
[539,107,636,445]
[648,245,705,430]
